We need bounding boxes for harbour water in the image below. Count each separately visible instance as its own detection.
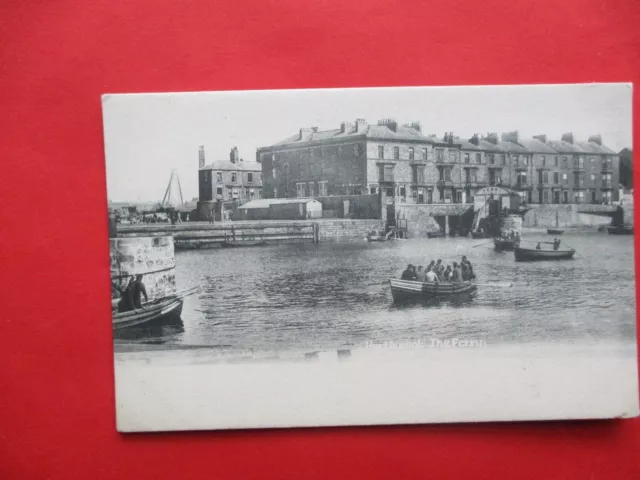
[114,232,636,354]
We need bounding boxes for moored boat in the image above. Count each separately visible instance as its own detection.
[389,279,476,302]
[514,246,575,261]
[494,237,519,251]
[113,295,184,330]
[607,225,634,235]
[471,230,485,239]
[427,230,445,239]
[547,229,564,235]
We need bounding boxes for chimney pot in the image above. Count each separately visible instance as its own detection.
[533,134,547,144]
[486,133,498,145]
[230,146,239,164]
[355,118,367,133]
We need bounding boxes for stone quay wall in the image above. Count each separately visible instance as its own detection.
[523,204,618,228]
[316,219,382,242]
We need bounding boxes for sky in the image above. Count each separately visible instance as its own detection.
[102,83,632,202]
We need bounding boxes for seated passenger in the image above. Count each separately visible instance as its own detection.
[416,266,426,282]
[536,242,542,250]
[401,264,417,280]
[450,262,462,283]
[425,266,439,284]
[443,265,452,281]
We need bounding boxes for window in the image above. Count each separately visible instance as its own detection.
[439,167,452,182]
[308,182,315,197]
[436,149,444,163]
[578,156,584,169]
[501,154,506,165]
[216,172,222,183]
[513,155,519,165]
[245,188,250,198]
[464,153,470,164]
[573,173,581,186]
[318,181,328,196]
[517,172,527,186]
[574,191,584,204]
[310,162,316,176]
[541,156,546,166]
[249,188,255,199]
[272,167,276,180]
[488,154,495,165]
[554,156,559,167]
[590,174,595,183]
[562,173,568,185]
[399,185,406,201]
[449,151,457,163]
[603,191,612,204]
[422,148,428,160]
[562,157,568,168]
[296,183,306,198]
[456,191,463,204]
[475,153,482,164]
[216,187,223,198]
[554,172,559,184]
[543,190,549,202]
[408,148,414,160]
[247,172,253,183]
[602,173,612,187]
[489,170,502,185]
[370,186,377,195]
[273,187,278,198]
[227,187,233,198]
[563,191,568,203]
[393,146,400,159]
[203,171,209,182]
[523,156,529,166]
[378,146,384,159]
[383,165,394,182]
[353,145,359,156]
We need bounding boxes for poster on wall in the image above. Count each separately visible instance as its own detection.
[102,83,637,432]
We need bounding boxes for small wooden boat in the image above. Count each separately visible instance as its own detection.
[514,246,575,261]
[607,225,634,235]
[113,295,184,330]
[221,239,267,247]
[471,230,485,239]
[389,279,476,302]
[427,230,445,239]
[366,229,396,242]
[547,229,564,235]
[494,237,519,251]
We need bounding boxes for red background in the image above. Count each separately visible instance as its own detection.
[1,0,639,478]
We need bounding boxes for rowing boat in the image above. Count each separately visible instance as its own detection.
[427,231,445,239]
[494,237,519,251]
[547,229,564,235]
[389,278,476,302]
[112,295,184,330]
[607,225,634,235]
[514,246,575,261]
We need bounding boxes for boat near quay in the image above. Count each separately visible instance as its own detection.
[493,237,519,251]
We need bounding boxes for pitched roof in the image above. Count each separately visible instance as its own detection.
[517,138,559,154]
[200,160,261,171]
[574,141,616,155]
[545,140,588,154]
[238,198,320,209]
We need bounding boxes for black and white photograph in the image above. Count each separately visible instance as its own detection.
[103,84,638,432]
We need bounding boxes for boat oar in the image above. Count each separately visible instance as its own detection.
[472,240,494,248]
[563,243,586,260]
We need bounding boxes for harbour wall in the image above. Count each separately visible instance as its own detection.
[522,204,617,228]
[110,236,177,300]
[117,219,383,246]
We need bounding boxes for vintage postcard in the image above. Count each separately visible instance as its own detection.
[103,83,638,432]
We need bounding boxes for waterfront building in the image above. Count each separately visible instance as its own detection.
[257,120,620,209]
[197,146,263,221]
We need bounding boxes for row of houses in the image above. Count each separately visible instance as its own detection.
[196,118,622,221]
[254,119,620,207]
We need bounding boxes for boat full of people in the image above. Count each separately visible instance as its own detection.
[494,229,521,251]
[390,257,477,301]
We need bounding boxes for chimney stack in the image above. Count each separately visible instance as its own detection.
[403,121,422,133]
[588,134,602,145]
[470,134,480,146]
[230,146,239,164]
[340,121,353,134]
[561,132,574,144]
[445,132,454,144]
[378,118,398,132]
[355,118,368,133]
[533,134,547,144]
[299,127,313,140]
[501,131,519,144]
[198,145,205,168]
[486,133,498,145]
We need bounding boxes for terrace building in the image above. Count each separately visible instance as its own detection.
[197,146,263,221]
[256,120,621,209]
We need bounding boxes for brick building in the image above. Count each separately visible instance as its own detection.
[197,146,263,221]
[256,119,620,207]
